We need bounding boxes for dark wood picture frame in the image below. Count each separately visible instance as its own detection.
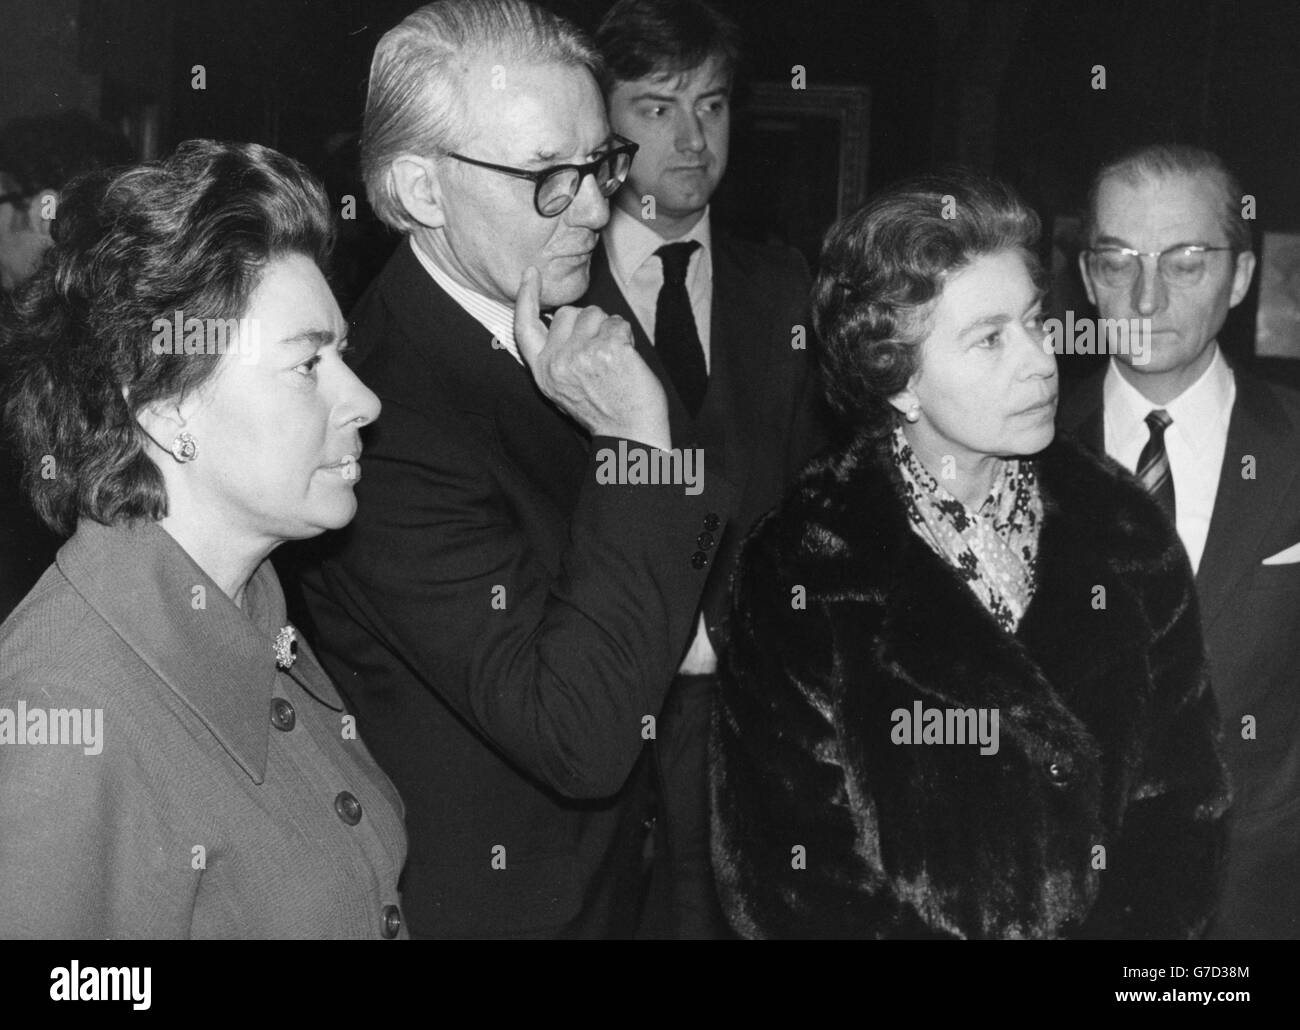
[713,81,871,266]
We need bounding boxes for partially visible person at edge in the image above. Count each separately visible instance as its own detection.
[1061,142,1300,940]
[711,169,1230,939]
[0,111,134,622]
[0,139,407,939]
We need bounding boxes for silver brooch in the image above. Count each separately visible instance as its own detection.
[274,625,297,670]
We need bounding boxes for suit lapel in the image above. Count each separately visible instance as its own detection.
[1057,359,1300,633]
[586,237,649,354]
[585,232,771,505]
[706,232,769,500]
[58,518,278,783]
[368,244,590,513]
[492,359,591,514]
[1196,371,1300,631]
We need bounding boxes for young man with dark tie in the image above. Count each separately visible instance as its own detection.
[582,0,829,938]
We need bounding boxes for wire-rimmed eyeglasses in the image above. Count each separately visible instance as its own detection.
[1083,244,1236,289]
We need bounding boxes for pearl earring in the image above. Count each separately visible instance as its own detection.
[905,404,921,424]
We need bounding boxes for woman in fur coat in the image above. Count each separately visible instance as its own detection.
[711,170,1230,939]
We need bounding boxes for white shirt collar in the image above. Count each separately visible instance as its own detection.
[1103,344,1235,451]
[605,203,712,287]
[408,237,522,365]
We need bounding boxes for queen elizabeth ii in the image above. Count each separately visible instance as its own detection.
[711,170,1229,939]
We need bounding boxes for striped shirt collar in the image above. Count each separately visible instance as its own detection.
[1103,343,1234,453]
[408,237,522,365]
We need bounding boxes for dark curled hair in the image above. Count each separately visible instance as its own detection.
[1,139,334,535]
[812,169,1043,437]
[595,0,742,92]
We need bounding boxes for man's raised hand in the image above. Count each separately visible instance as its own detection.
[513,266,671,453]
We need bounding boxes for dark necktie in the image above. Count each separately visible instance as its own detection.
[654,241,707,417]
[1136,408,1176,522]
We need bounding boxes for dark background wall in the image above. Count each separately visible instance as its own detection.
[6,0,1300,373]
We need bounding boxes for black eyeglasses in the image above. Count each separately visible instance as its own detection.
[1084,244,1236,289]
[445,135,639,217]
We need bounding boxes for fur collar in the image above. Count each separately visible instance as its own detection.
[715,427,1226,939]
[772,429,1184,609]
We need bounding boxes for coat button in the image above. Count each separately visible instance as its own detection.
[703,513,720,532]
[1047,761,1071,786]
[334,790,362,825]
[691,551,709,569]
[381,904,402,939]
[696,531,715,550]
[270,697,296,732]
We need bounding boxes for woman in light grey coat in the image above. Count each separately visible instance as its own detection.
[0,140,406,939]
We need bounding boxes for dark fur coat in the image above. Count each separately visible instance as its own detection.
[711,432,1230,939]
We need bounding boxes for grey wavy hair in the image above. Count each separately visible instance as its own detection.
[361,0,601,232]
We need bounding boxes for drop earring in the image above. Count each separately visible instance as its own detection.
[171,431,199,463]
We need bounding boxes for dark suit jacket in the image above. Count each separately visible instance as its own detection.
[289,242,733,938]
[580,229,828,643]
[1058,362,1300,939]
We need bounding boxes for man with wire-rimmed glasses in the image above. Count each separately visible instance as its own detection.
[290,0,734,939]
[1059,142,1300,940]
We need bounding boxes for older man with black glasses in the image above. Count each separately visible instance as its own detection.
[287,0,733,939]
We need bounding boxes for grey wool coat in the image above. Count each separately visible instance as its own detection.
[0,518,408,939]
